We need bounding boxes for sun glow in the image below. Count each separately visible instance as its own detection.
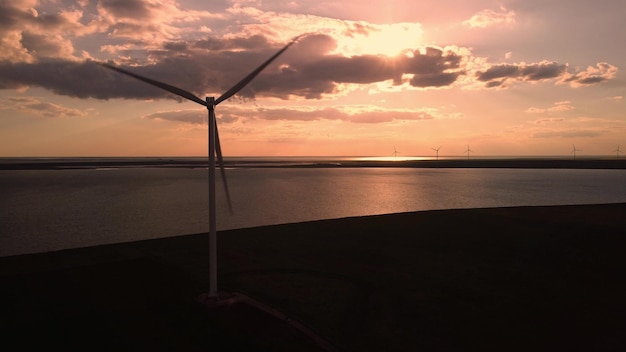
[354,156,432,162]
[335,22,423,57]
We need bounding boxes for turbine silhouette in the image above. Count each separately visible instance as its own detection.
[393,146,399,157]
[431,146,441,160]
[465,145,472,160]
[614,144,621,159]
[99,35,303,298]
[571,144,581,159]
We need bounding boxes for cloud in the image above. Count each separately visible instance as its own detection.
[2,29,615,101]
[526,101,575,114]
[2,96,87,118]
[98,0,155,20]
[0,2,88,35]
[244,38,466,98]
[347,109,435,123]
[532,129,605,139]
[143,109,206,124]
[605,95,623,102]
[0,2,90,62]
[194,34,271,51]
[475,61,617,88]
[476,61,567,87]
[0,34,471,101]
[0,2,618,100]
[532,118,565,124]
[560,63,618,87]
[20,31,75,58]
[0,59,166,98]
[1,27,618,101]
[403,47,465,87]
[0,0,225,64]
[141,105,441,125]
[463,7,516,28]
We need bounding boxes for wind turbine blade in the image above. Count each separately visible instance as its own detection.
[99,62,207,107]
[214,120,233,215]
[215,35,303,105]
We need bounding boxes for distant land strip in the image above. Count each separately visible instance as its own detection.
[2,158,626,170]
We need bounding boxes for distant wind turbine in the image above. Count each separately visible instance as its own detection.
[614,145,621,159]
[465,145,472,160]
[431,146,441,160]
[99,35,304,298]
[393,146,399,157]
[571,144,581,159]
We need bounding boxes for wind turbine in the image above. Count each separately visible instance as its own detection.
[465,145,472,160]
[614,145,621,159]
[99,35,303,298]
[431,146,441,160]
[393,146,399,157]
[571,144,581,159]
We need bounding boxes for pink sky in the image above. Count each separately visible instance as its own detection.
[1,0,624,157]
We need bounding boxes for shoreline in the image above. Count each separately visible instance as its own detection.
[2,157,626,170]
[2,203,626,351]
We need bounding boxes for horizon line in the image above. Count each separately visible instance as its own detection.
[1,154,624,160]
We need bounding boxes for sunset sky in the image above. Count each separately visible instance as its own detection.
[1,0,625,157]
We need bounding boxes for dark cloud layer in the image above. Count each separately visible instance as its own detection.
[99,0,153,20]
[560,63,617,86]
[0,59,170,100]
[476,61,567,87]
[475,61,616,87]
[194,35,271,51]
[0,33,616,102]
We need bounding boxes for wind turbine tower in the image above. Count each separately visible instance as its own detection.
[571,144,581,159]
[615,145,622,159]
[100,35,304,298]
[393,146,399,157]
[465,145,472,160]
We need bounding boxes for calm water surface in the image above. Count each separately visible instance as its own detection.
[2,167,626,256]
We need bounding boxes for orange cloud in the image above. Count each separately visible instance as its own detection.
[560,63,618,87]
[463,7,516,28]
[3,97,88,118]
[526,101,575,114]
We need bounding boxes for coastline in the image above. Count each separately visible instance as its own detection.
[2,156,626,170]
[2,203,625,351]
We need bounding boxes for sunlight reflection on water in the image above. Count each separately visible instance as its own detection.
[2,167,626,256]
[351,156,432,162]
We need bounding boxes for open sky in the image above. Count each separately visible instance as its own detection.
[1,0,625,157]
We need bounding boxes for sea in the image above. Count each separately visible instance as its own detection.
[2,156,626,257]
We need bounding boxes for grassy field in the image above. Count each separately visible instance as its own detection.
[2,203,626,351]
